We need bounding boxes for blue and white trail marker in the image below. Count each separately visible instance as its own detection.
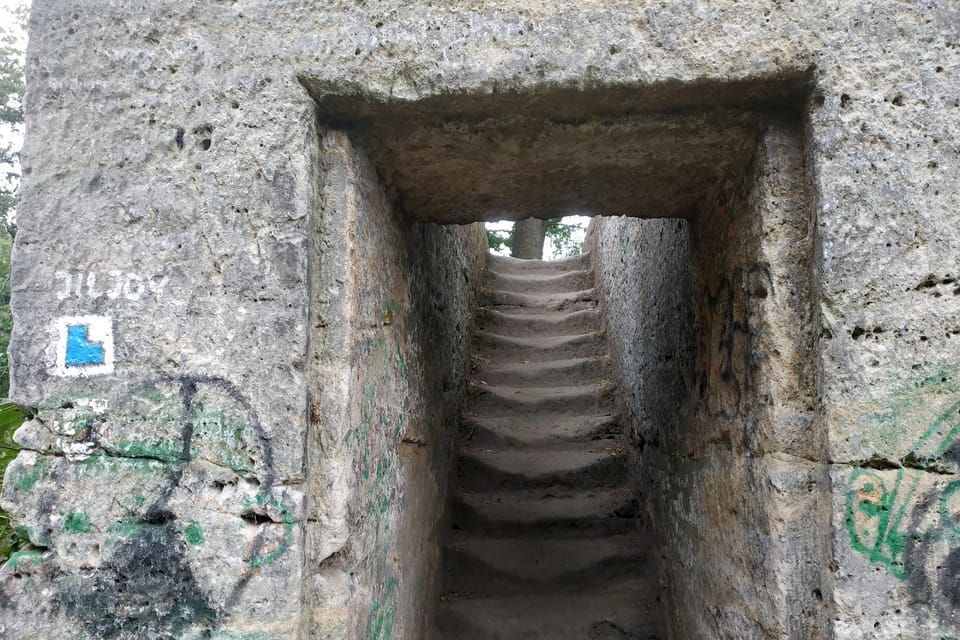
[53,315,115,377]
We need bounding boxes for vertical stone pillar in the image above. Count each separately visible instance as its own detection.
[0,6,319,637]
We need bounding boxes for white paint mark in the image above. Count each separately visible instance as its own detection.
[122,274,144,301]
[146,276,169,298]
[54,271,71,300]
[107,270,124,300]
[54,270,168,302]
[64,441,97,462]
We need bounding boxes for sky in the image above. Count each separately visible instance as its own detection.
[0,0,26,42]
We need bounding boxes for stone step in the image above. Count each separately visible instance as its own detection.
[434,580,661,640]
[477,356,611,386]
[442,535,650,596]
[436,250,660,639]
[457,443,628,492]
[477,308,602,338]
[466,383,615,417]
[461,413,620,448]
[487,252,592,276]
[475,331,608,363]
[487,269,595,295]
[450,488,641,538]
[482,288,597,312]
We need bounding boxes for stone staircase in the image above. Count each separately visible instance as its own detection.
[434,252,661,640]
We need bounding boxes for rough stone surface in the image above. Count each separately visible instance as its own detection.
[308,101,770,223]
[587,120,828,639]
[1,0,959,638]
[303,130,487,639]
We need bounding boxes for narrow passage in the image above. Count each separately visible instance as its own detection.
[435,252,661,639]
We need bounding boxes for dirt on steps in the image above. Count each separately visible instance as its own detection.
[433,252,663,640]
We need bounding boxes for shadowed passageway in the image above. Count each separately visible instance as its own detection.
[434,252,662,639]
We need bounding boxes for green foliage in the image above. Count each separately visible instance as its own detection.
[0,1,27,225]
[485,227,512,253]
[0,3,24,564]
[0,24,24,126]
[0,401,27,563]
[0,3,27,565]
[545,218,587,257]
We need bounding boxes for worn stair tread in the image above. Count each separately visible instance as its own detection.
[437,251,660,638]
[477,308,602,338]
[444,535,648,587]
[457,445,627,491]
[487,269,595,295]
[467,383,615,416]
[476,331,608,362]
[461,413,620,447]
[485,288,597,311]
[435,581,660,640]
[452,487,641,536]
[487,253,592,276]
[477,356,611,386]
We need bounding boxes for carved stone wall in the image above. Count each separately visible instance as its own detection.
[2,1,959,638]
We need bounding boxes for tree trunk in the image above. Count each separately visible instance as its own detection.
[511,218,547,259]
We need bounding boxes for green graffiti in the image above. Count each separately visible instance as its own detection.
[105,388,259,478]
[106,518,144,538]
[367,577,397,640]
[382,299,402,326]
[14,455,48,491]
[245,492,296,570]
[903,397,960,468]
[845,468,916,579]
[863,372,960,452]
[395,343,410,382]
[7,549,43,570]
[846,386,960,579]
[250,494,296,569]
[64,512,92,534]
[356,332,408,638]
[25,379,301,634]
[113,438,185,463]
[940,481,960,536]
[138,385,168,405]
[184,522,204,546]
[191,405,257,477]
[67,412,95,433]
[207,632,268,640]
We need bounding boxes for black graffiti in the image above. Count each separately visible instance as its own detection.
[905,483,960,624]
[62,523,217,639]
[59,374,282,639]
[696,263,773,423]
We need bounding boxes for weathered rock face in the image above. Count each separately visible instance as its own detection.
[588,120,827,638]
[303,131,488,639]
[2,0,959,638]
[1,123,486,638]
[1,34,488,637]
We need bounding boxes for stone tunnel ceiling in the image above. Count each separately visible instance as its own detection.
[301,75,811,223]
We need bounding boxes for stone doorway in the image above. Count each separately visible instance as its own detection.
[302,75,828,639]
